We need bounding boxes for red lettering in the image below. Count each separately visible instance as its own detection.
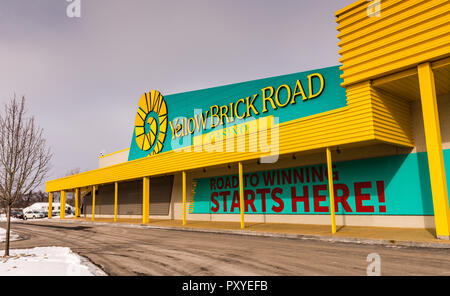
[244,190,256,212]
[263,172,276,186]
[225,177,231,189]
[293,168,305,184]
[313,184,328,213]
[333,165,339,181]
[311,166,323,182]
[243,174,250,187]
[333,184,352,213]
[256,188,270,212]
[218,191,230,213]
[355,182,374,213]
[230,191,240,213]
[291,186,310,213]
[217,177,224,189]
[249,174,259,187]
[281,170,292,185]
[232,176,239,188]
[271,187,284,213]
[376,180,386,213]
[210,178,216,190]
[325,165,339,181]
[211,192,219,213]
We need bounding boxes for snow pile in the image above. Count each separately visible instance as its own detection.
[47,214,75,219]
[0,227,20,243]
[0,214,20,222]
[0,247,107,276]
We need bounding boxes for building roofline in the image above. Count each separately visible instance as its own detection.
[335,0,366,17]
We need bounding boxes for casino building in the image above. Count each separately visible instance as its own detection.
[47,0,450,239]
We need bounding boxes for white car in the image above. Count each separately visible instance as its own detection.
[23,210,45,220]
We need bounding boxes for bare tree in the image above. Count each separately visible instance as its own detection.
[12,190,49,209]
[59,168,81,207]
[65,167,81,176]
[0,95,52,257]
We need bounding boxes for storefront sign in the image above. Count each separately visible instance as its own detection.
[128,65,347,160]
[189,150,450,215]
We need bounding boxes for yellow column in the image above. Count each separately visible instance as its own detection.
[60,190,66,219]
[418,62,450,240]
[75,188,80,218]
[143,177,150,224]
[48,192,53,219]
[326,148,337,234]
[182,171,187,226]
[92,186,96,221]
[238,162,245,229]
[114,182,118,222]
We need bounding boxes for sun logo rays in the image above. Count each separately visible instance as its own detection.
[134,90,168,155]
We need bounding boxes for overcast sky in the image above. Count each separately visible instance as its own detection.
[0,0,355,190]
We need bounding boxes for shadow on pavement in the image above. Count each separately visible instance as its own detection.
[17,222,91,231]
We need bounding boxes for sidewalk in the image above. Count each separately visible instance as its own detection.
[49,217,450,249]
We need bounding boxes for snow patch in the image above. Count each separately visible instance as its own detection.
[0,247,107,276]
[0,214,20,222]
[0,227,20,243]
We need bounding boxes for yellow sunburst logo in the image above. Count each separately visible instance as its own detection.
[134,90,168,155]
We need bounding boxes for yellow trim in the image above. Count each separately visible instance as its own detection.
[75,188,80,218]
[182,171,187,226]
[48,0,432,193]
[92,186,96,221]
[143,177,150,224]
[336,0,450,86]
[48,192,53,219]
[114,182,118,222]
[326,148,336,234]
[81,188,91,198]
[372,67,418,87]
[46,86,414,193]
[417,62,450,238]
[239,162,245,229]
[99,148,130,159]
[431,56,450,70]
[335,0,366,17]
[60,191,66,219]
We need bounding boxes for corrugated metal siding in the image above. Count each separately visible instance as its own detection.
[336,0,450,86]
[46,86,416,192]
[49,0,437,193]
[149,175,173,215]
[82,186,115,215]
[346,81,414,147]
[81,177,173,216]
[46,83,414,193]
[372,88,414,145]
[117,180,142,216]
[97,184,115,215]
[82,193,91,217]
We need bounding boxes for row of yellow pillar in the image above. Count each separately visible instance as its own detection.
[324,63,450,238]
[48,178,161,224]
[418,62,450,239]
[46,63,449,239]
[48,154,338,233]
[48,183,118,221]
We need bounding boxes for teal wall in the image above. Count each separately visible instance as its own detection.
[190,149,450,215]
[128,65,347,161]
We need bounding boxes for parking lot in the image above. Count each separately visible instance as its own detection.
[2,219,450,276]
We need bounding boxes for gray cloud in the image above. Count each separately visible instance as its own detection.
[0,0,355,190]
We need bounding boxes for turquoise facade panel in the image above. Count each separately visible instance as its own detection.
[128,65,347,161]
[190,149,450,215]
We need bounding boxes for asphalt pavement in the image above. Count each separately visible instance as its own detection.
[2,220,450,276]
